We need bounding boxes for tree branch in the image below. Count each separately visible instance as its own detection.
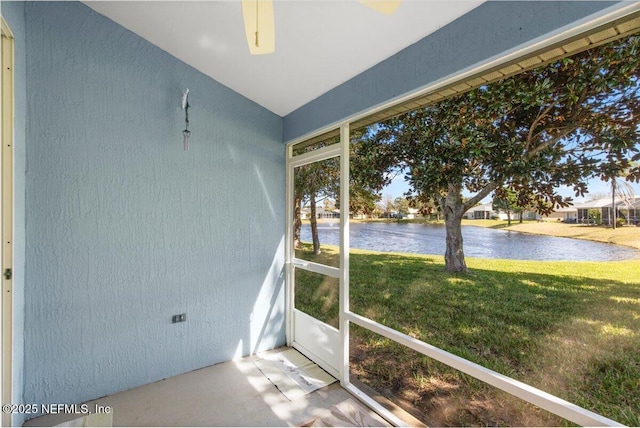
[462,181,500,213]
[526,126,577,159]
[526,104,555,149]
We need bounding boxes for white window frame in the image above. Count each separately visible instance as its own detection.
[1,16,14,428]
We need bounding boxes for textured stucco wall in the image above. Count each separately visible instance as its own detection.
[23,1,284,410]
[283,1,619,142]
[1,2,27,426]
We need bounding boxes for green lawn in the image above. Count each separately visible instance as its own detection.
[294,244,640,426]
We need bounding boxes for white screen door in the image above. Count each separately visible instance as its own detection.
[286,127,349,379]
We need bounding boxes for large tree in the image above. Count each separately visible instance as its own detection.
[367,34,640,272]
[294,156,339,254]
[492,188,520,226]
[349,130,397,217]
[293,130,386,252]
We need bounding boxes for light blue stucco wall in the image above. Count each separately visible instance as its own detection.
[283,1,619,142]
[22,1,285,411]
[1,1,27,426]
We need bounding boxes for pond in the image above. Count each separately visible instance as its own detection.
[300,222,639,261]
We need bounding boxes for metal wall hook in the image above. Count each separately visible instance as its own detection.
[182,89,190,150]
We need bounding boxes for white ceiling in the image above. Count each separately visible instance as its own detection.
[85,1,485,116]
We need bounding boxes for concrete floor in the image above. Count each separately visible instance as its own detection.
[23,347,389,427]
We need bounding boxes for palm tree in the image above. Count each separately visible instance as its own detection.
[611,178,635,229]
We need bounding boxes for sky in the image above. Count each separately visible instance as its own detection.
[382,173,640,205]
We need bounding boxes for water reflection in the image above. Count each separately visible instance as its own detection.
[300,222,639,261]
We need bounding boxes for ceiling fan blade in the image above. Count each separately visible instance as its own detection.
[241,0,275,55]
[360,0,403,15]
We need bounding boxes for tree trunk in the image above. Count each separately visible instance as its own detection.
[443,186,467,273]
[309,192,321,255]
[294,196,302,249]
[519,212,523,223]
[507,211,512,226]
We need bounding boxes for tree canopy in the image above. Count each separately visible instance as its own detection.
[293,151,339,254]
[492,188,520,225]
[362,34,640,272]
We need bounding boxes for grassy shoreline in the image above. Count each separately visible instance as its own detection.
[294,244,640,426]
[461,219,640,250]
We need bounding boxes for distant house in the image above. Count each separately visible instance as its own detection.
[574,197,639,225]
[613,197,640,225]
[405,208,421,220]
[464,203,492,220]
[632,199,640,225]
[317,208,340,219]
[350,212,368,220]
[518,210,542,221]
[464,203,506,220]
[300,206,339,220]
[543,206,578,222]
[464,204,541,221]
[574,198,610,224]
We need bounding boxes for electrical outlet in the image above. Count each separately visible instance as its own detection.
[172,313,187,323]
